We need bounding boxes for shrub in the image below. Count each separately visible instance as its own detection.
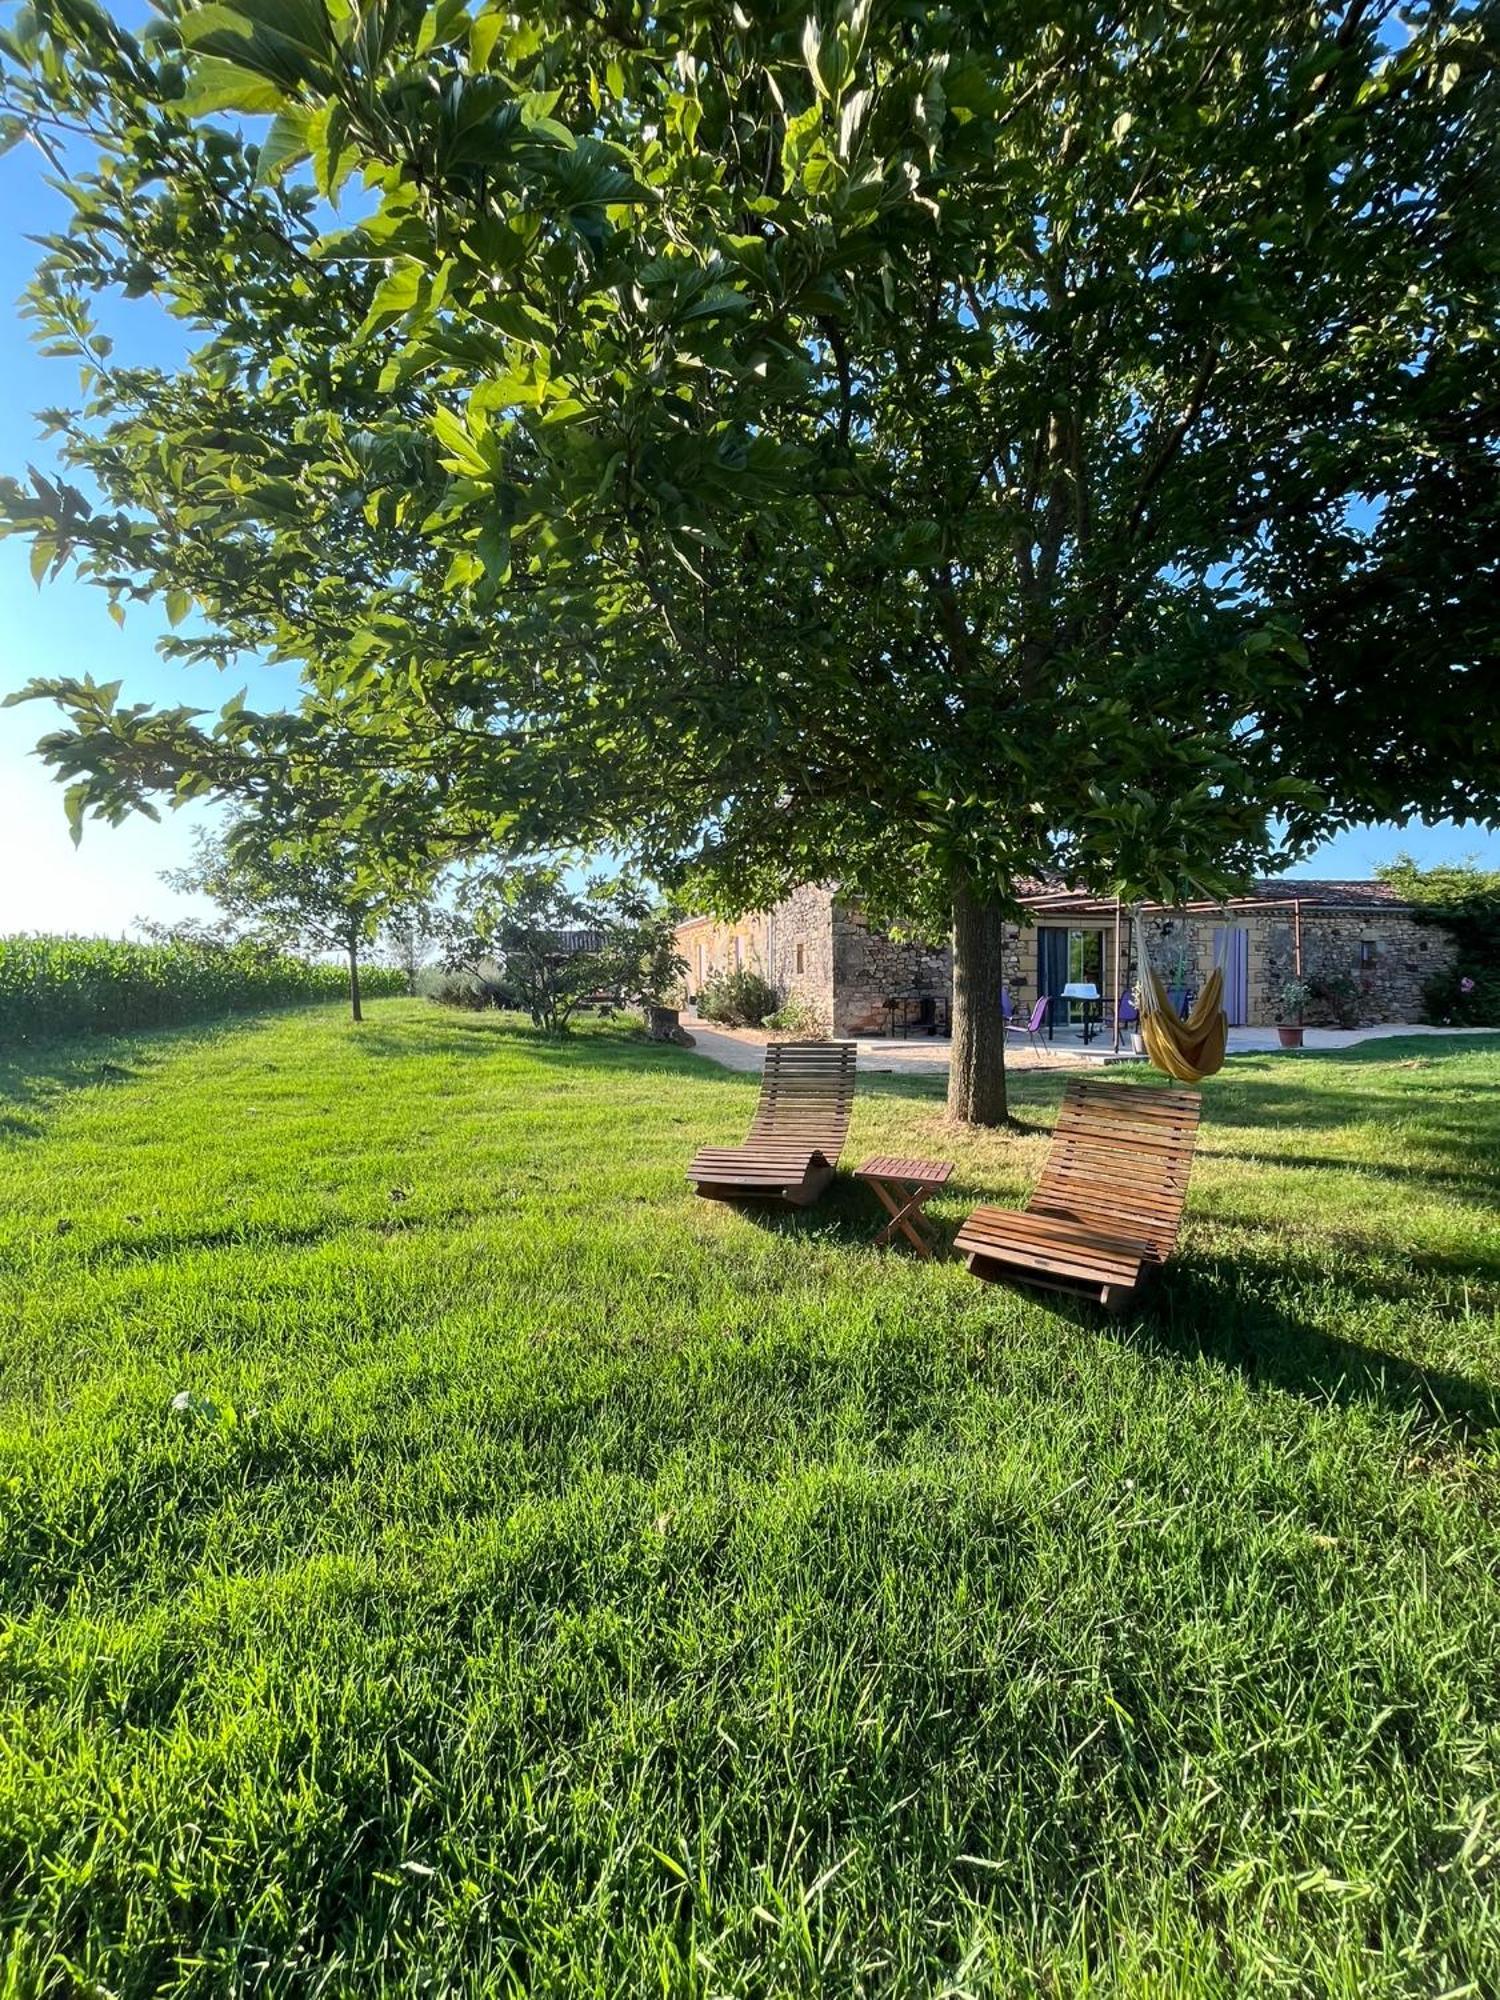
[425,970,519,1011]
[696,966,778,1027]
[762,994,829,1039]
[1424,967,1500,1028]
[1275,977,1311,1024]
[1378,854,1500,1027]
[0,935,403,1044]
[1306,967,1363,1028]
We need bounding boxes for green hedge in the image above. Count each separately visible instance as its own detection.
[0,936,405,1043]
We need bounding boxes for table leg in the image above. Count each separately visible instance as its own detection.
[869,1178,935,1257]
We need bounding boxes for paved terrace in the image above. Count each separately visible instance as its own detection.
[680,1017,1499,1077]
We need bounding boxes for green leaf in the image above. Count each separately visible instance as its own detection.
[177,54,284,114]
[254,105,312,184]
[63,781,88,847]
[431,407,489,478]
[781,102,822,182]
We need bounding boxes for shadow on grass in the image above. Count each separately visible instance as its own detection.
[1131,1256,1500,1434]
[724,1182,1500,1431]
[0,1015,281,1142]
[78,1216,347,1269]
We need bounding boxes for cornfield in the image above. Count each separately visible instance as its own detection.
[0,935,405,1043]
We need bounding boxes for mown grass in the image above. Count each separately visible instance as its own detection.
[1,1002,1498,1998]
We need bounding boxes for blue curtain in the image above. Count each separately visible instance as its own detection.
[1037,929,1069,1012]
[1213,926,1250,1026]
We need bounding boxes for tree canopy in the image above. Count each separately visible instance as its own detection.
[3,0,1497,1116]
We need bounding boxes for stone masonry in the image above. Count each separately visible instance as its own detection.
[675,883,1456,1033]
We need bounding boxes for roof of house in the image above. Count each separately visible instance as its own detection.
[1246,879,1406,907]
[673,879,1412,932]
[1021,878,1408,912]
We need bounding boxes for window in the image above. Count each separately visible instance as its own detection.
[1359,939,1378,967]
[795,943,805,975]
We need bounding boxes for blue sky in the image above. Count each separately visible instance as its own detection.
[0,4,1495,938]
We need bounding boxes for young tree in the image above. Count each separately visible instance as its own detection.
[439,864,684,1035]
[381,898,442,997]
[3,1,1498,1119]
[166,815,420,1022]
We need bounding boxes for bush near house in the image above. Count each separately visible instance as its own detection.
[695,966,779,1028]
[1305,966,1363,1029]
[762,994,831,1040]
[1378,856,1500,1027]
[0,935,404,1043]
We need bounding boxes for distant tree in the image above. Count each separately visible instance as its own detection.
[165,816,428,1022]
[381,898,442,997]
[3,1,1498,1119]
[439,864,683,1035]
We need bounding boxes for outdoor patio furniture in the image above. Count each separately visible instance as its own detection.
[1061,979,1102,1044]
[1006,994,1052,1058]
[882,992,950,1038]
[855,1154,954,1258]
[954,1080,1202,1307]
[688,1040,857,1207]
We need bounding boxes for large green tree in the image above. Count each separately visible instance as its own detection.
[3,0,1497,1119]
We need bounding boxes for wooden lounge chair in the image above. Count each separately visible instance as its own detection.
[955,1080,1201,1308]
[689,1041,857,1207]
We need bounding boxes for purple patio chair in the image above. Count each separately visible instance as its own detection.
[1006,993,1052,1059]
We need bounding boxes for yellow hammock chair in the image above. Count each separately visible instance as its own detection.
[1131,909,1229,1084]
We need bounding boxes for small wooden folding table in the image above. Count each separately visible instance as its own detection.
[854,1154,955,1258]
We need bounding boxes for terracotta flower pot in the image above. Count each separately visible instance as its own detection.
[1276,1025,1304,1048]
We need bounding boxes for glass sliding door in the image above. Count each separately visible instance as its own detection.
[1038,927,1107,1028]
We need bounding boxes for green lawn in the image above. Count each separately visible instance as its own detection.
[2,1004,1498,1997]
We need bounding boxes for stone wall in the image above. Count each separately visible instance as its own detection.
[675,910,770,1002]
[764,884,837,1030]
[829,899,953,1038]
[1134,907,1454,1025]
[1263,909,1453,1024]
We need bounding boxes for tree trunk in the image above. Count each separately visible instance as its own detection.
[948,884,1008,1126]
[347,939,363,1023]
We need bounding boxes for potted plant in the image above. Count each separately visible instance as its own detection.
[1125,988,1145,1055]
[1276,976,1311,1047]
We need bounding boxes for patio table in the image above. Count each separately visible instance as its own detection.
[855,1154,955,1258]
[1060,980,1102,1044]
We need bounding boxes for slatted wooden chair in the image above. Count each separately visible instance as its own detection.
[689,1041,857,1207]
[955,1080,1202,1308]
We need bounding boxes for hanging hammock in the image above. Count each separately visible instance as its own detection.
[1131,909,1229,1083]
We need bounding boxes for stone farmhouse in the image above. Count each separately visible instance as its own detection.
[675,881,1453,1038]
